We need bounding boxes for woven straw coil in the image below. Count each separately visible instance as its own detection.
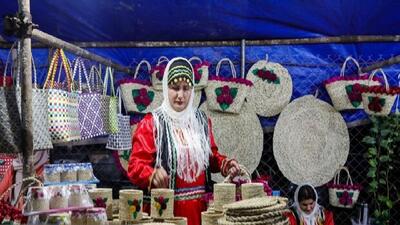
[199,102,263,182]
[218,216,289,225]
[225,209,290,222]
[246,60,293,117]
[273,95,349,187]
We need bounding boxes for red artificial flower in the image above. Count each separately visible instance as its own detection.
[368,97,383,112]
[338,191,352,206]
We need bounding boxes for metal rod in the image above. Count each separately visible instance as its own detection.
[30,29,133,74]
[241,39,246,78]
[361,54,400,72]
[18,0,34,178]
[2,35,400,49]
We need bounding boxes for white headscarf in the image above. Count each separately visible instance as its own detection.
[292,183,322,225]
[152,57,211,183]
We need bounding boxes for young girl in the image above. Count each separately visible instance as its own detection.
[286,184,335,225]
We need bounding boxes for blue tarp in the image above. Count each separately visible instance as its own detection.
[1,1,400,127]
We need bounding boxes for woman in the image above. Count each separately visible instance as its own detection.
[286,184,334,225]
[127,57,240,225]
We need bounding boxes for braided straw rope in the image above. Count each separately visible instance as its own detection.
[273,95,349,187]
[199,102,263,182]
[246,60,293,117]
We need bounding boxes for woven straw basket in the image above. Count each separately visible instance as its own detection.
[119,189,144,221]
[120,60,162,113]
[205,58,252,114]
[273,95,349,187]
[213,183,236,212]
[151,56,169,91]
[325,56,381,111]
[88,188,113,220]
[71,210,86,225]
[361,69,397,116]
[246,57,293,117]
[86,207,108,225]
[164,216,188,225]
[151,188,174,219]
[189,56,209,90]
[328,167,360,208]
[202,211,224,225]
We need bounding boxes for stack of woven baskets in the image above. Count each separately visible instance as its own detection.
[217,197,290,225]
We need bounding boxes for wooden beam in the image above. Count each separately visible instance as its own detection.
[2,35,400,49]
[30,29,133,74]
[18,0,34,179]
[361,54,400,72]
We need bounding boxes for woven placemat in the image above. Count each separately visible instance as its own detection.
[273,95,350,187]
[199,101,263,182]
[223,197,278,211]
[225,209,290,222]
[246,60,293,117]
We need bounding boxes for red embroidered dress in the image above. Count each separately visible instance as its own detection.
[128,113,229,225]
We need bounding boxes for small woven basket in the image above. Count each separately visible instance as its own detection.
[205,58,252,114]
[150,188,174,219]
[213,181,236,212]
[151,56,169,91]
[325,56,381,111]
[119,189,144,222]
[202,211,224,225]
[361,69,398,116]
[189,56,210,90]
[86,207,108,225]
[328,167,360,208]
[71,210,86,225]
[165,216,188,225]
[46,213,71,225]
[88,188,113,220]
[120,60,162,113]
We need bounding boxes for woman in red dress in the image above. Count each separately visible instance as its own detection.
[285,184,335,225]
[127,57,240,225]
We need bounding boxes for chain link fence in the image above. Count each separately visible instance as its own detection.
[43,52,400,225]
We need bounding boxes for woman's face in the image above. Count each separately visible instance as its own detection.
[299,199,315,214]
[168,80,192,112]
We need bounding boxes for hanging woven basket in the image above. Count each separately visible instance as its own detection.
[327,167,361,208]
[205,58,252,114]
[325,56,381,111]
[120,60,163,114]
[151,56,169,91]
[189,56,210,90]
[361,68,399,116]
[246,56,293,117]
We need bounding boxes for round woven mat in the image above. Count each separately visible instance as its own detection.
[225,209,290,222]
[246,61,293,117]
[199,101,263,182]
[225,201,287,217]
[223,197,278,211]
[218,216,288,225]
[273,95,349,187]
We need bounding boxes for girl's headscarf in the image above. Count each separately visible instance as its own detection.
[292,183,322,225]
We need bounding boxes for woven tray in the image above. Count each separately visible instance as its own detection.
[223,197,278,211]
[218,216,288,225]
[225,209,290,222]
[225,201,288,217]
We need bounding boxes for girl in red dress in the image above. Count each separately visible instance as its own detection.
[127,57,240,225]
[286,184,335,225]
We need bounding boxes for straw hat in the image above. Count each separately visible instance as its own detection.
[246,60,293,117]
[199,101,263,182]
[273,95,349,187]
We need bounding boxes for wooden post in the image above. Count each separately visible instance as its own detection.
[18,0,34,178]
[31,29,132,74]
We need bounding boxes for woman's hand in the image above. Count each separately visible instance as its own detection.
[151,167,170,188]
[227,160,241,178]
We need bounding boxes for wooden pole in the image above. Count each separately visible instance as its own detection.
[2,35,400,49]
[361,55,400,72]
[18,0,34,178]
[31,29,132,74]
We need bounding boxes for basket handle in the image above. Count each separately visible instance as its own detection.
[223,164,251,183]
[73,57,91,93]
[103,66,116,97]
[2,41,17,87]
[333,167,353,186]
[0,177,43,206]
[189,56,202,64]
[368,68,389,91]
[134,60,152,79]
[340,56,362,77]
[88,64,104,90]
[216,58,237,78]
[157,56,169,65]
